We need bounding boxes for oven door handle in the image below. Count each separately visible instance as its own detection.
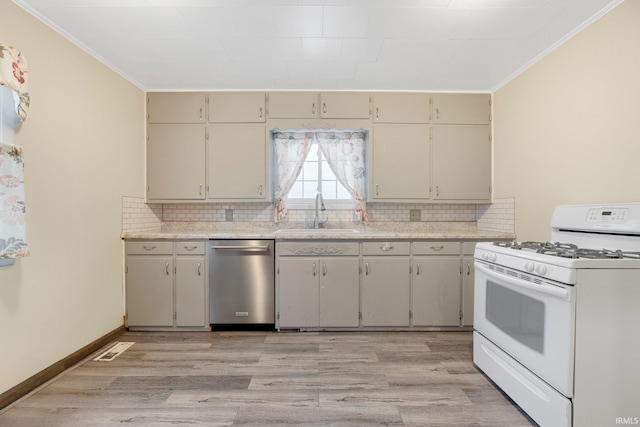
[475,262,570,300]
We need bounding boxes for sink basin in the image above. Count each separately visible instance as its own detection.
[276,228,361,234]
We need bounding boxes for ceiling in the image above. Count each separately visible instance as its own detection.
[13,0,620,92]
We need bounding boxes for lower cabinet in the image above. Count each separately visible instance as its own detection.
[277,242,360,328]
[412,242,462,326]
[461,242,477,327]
[361,242,411,327]
[275,239,487,330]
[125,240,208,330]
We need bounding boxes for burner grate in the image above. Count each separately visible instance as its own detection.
[493,241,640,260]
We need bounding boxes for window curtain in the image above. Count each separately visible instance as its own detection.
[0,43,29,262]
[317,130,369,222]
[0,43,29,121]
[272,130,314,222]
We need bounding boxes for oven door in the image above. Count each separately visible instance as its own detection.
[474,260,576,397]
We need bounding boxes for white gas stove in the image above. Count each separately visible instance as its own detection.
[473,203,640,427]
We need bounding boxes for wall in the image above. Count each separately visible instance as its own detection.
[493,0,640,241]
[0,0,145,395]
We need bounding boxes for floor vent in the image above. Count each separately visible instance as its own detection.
[93,342,135,362]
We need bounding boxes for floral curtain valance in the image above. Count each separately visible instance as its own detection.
[0,43,29,121]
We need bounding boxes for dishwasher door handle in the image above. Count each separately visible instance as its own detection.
[211,245,270,252]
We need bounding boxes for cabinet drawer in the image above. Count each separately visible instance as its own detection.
[278,242,360,256]
[126,241,173,255]
[413,241,460,256]
[176,241,206,255]
[362,241,410,256]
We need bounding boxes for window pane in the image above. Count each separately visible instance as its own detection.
[337,182,351,199]
[305,143,319,163]
[303,160,318,181]
[303,181,318,197]
[289,181,303,199]
[322,181,337,199]
[321,161,336,180]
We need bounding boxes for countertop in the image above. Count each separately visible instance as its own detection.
[121,221,515,241]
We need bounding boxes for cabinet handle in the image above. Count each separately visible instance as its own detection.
[466,262,471,276]
[375,184,380,196]
[322,263,327,276]
[199,107,203,120]
[199,184,203,196]
[375,107,380,120]
[142,245,156,251]
[323,102,327,114]
[258,184,263,196]
[312,263,317,277]
[259,107,263,119]
[436,185,440,197]
[183,245,198,251]
[380,243,394,251]
[312,103,316,115]
[430,246,444,251]
[365,262,370,276]
[416,262,421,275]
[197,262,202,276]
[165,262,170,275]
[435,108,440,120]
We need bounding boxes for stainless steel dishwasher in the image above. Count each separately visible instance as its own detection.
[208,240,275,326]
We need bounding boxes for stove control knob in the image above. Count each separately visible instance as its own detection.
[536,265,548,276]
[488,253,497,262]
[524,262,535,272]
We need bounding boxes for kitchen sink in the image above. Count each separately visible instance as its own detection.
[275,228,361,234]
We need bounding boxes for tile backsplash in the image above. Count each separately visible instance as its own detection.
[122,196,515,234]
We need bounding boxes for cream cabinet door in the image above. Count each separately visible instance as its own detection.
[147,93,206,124]
[412,257,461,326]
[175,257,206,327]
[373,93,430,124]
[361,257,410,327]
[432,94,491,125]
[432,125,491,201]
[209,92,266,123]
[319,258,360,327]
[147,125,206,200]
[371,125,430,200]
[278,258,319,328]
[320,92,370,119]
[462,255,474,327]
[126,256,174,327]
[207,125,267,200]
[268,92,319,118]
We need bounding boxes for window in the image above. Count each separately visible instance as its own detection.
[286,142,353,209]
[272,129,368,222]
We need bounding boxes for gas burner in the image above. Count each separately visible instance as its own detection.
[493,241,640,260]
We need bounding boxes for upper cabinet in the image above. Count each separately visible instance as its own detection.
[267,92,370,119]
[207,124,269,201]
[371,125,431,201]
[373,93,430,124]
[432,125,491,201]
[319,92,370,119]
[209,92,266,123]
[268,92,319,119]
[431,94,491,125]
[147,93,206,124]
[147,125,206,200]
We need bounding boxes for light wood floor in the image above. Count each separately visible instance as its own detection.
[0,331,536,426]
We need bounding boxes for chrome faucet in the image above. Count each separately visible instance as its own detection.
[314,192,327,229]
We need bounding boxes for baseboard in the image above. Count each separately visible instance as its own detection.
[0,325,125,410]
